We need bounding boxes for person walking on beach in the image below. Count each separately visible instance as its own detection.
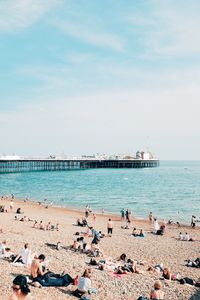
[120,209,125,221]
[191,215,196,228]
[128,210,132,223]
[85,207,89,218]
[107,218,113,236]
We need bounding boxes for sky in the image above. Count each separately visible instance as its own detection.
[0,0,200,160]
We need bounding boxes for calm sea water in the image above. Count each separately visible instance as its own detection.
[0,161,200,222]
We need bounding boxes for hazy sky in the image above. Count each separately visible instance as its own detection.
[0,0,200,160]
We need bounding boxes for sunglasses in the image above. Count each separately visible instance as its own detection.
[12,286,21,291]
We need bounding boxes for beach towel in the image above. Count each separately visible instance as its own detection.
[112,271,129,278]
[12,262,25,267]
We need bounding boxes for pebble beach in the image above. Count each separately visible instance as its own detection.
[0,196,200,300]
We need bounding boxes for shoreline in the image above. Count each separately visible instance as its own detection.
[1,195,192,228]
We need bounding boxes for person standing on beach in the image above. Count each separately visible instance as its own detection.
[107,218,113,236]
[125,209,129,221]
[191,215,196,228]
[93,214,96,222]
[120,209,125,221]
[128,210,132,222]
[85,207,89,218]
[149,212,153,222]
[10,199,14,212]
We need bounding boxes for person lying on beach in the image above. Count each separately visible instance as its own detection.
[30,254,78,287]
[12,243,32,266]
[132,228,145,237]
[185,257,200,268]
[150,280,164,300]
[147,263,164,273]
[179,277,200,287]
[160,267,178,281]
[120,259,140,274]
[19,216,27,222]
[45,242,61,251]
[7,275,32,300]
[73,268,96,298]
[121,224,130,229]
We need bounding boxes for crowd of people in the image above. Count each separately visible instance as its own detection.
[0,197,200,300]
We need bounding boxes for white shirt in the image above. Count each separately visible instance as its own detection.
[78,277,91,292]
[0,243,5,257]
[20,248,32,265]
[153,220,160,231]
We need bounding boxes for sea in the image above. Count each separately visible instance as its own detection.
[0,161,200,223]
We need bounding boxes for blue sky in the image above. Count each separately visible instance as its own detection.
[0,0,200,159]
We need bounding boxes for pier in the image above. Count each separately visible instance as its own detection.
[0,158,159,173]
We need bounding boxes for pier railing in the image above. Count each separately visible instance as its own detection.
[0,159,159,173]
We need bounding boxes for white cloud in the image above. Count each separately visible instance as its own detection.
[0,72,200,159]
[0,0,59,32]
[128,1,200,57]
[52,19,124,51]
